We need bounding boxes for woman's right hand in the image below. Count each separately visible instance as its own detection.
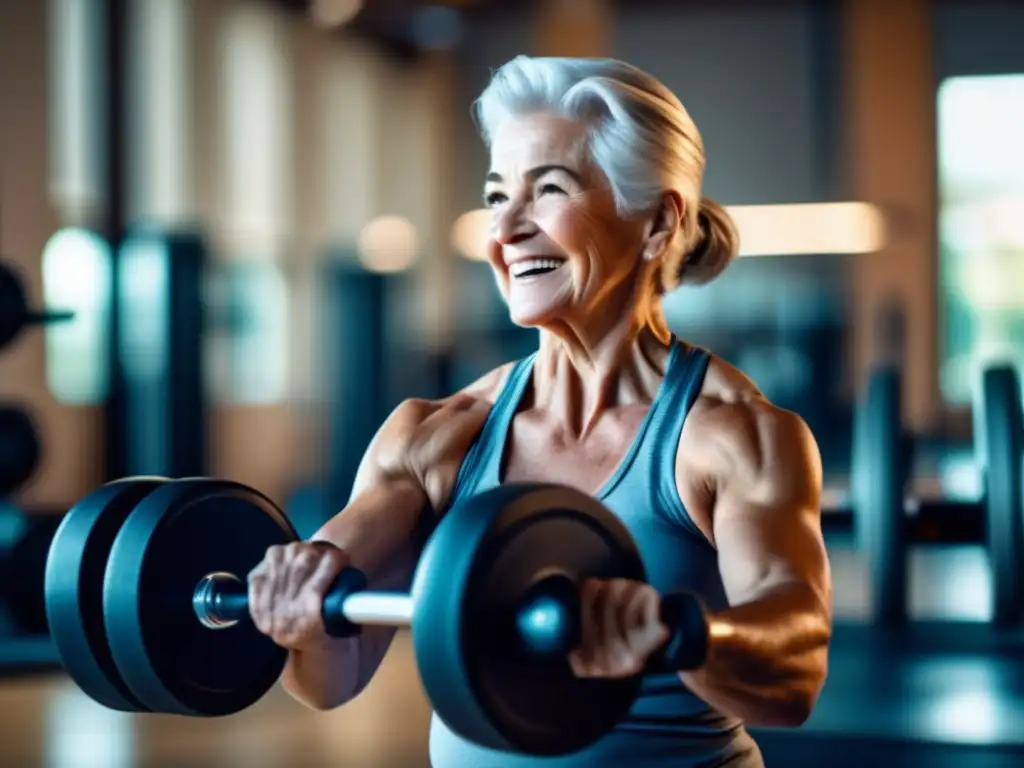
[247,541,351,651]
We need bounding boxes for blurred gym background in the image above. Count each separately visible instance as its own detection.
[0,0,1022,765]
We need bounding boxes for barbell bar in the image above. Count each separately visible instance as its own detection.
[822,496,985,544]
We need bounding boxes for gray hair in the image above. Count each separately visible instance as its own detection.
[475,56,739,291]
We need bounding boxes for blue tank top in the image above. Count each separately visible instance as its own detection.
[429,338,764,767]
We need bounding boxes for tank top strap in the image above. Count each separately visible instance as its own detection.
[623,340,712,536]
[449,353,537,502]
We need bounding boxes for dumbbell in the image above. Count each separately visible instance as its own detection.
[0,261,74,352]
[45,477,709,757]
[822,363,1023,627]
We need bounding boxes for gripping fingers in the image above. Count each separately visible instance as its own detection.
[625,585,667,665]
[248,546,287,635]
[291,549,349,640]
[569,580,668,679]
[306,546,348,594]
[571,579,629,677]
[600,580,636,676]
[568,579,600,676]
[640,586,669,653]
[247,565,273,636]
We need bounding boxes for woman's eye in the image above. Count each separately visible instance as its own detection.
[484,192,507,207]
[539,183,565,196]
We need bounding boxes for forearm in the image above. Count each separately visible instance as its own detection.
[282,481,427,709]
[313,482,429,581]
[681,582,831,727]
[280,633,362,710]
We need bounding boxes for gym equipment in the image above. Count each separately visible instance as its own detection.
[45,478,168,710]
[46,478,707,756]
[0,503,63,635]
[322,260,390,507]
[851,365,907,623]
[0,403,54,635]
[0,273,67,636]
[823,363,1024,626]
[0,405,41,496]
[981,366,1024,626]
[115,230,207,479]
[0,261,74,352]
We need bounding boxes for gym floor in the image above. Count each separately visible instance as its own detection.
[5,628,1024,767]
[2,544,1023,767]
[0,634,432,768]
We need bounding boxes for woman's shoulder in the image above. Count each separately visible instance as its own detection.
[696,352,763,406]
[378,361,518,457]
[455,360,519,405]
[678,352,818,479]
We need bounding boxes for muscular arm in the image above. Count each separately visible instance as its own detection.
[680,402,832,727]
[280,394,491,710]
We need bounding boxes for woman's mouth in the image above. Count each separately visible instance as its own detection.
[510,258,566,279]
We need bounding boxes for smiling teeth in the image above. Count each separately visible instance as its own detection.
[511,259,564,277]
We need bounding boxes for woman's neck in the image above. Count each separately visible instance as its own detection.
[532,308,673,439]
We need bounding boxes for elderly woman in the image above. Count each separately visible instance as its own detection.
[248,56,832,767]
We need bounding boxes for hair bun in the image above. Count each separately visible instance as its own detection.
[678,198,739,286]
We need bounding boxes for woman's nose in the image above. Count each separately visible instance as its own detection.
[493,202,537,245]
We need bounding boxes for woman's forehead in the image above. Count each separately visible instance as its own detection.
[488,115,589,176]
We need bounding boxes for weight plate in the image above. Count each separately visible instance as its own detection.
[45,477,169,712]
[852,366,910,624]
[412,483,647,757]
[981,366,1024,626]
[9,512,63,635]
[103,478,297,716]
[0,406,41,495]
[0,263,29,351]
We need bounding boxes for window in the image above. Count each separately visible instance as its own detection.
[937,74,1024,405]
[48,0,104,219]
[126,0,191,224]
[118,235,169,385]
[42,228,112,403]
[220,3,293,248]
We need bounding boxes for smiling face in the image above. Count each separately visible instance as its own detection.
[483,113,652,329]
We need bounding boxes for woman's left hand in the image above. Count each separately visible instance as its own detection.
[568,578,669,678]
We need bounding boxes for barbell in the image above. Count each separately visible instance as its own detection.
[0,261,74,352]
[45,477,708,756]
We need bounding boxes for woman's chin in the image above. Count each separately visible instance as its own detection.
[507,299,567,329]
[507,309,557,329]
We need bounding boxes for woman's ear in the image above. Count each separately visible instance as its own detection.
[641,191,684,262]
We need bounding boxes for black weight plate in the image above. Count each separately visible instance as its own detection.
[981,366,1024,626]
[8,512,63,634]
[412,483,647,757]
[45,477,169,712]
[0,263,29,351]
[852,366,910,625]
[104,478,297,716]
[0,406,41,495]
